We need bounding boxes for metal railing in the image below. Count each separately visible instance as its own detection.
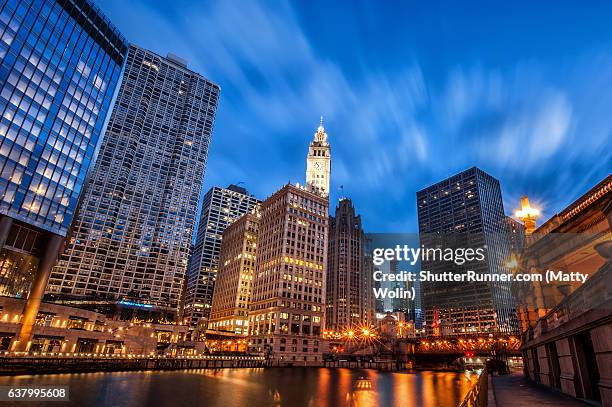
[458,367,488,407]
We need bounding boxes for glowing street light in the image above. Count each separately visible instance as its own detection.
[515,195,540,234]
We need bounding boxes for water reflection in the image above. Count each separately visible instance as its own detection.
[0,368,478,407]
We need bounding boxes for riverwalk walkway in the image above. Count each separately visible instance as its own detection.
[491,371,590,406]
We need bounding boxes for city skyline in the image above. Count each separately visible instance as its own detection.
[0,2,609,405]
[97,0,611,232]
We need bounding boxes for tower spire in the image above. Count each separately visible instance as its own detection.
[320,115,324,129]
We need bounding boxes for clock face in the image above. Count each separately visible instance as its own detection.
[314,162,321,170]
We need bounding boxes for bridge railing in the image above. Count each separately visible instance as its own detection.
[458,367,488,407]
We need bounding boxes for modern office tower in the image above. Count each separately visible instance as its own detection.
[305,117,331,197]
[0,0,127,350]
[326,198,367,331]
[208,211,259,337]
[373,268,384,314]
[362,252,376,326]
[416,167,516,335]
[183,184,259,328]
[389,259,413,319]
[47,45,220,315]
[505,215,525,255]
[248,183,328,364]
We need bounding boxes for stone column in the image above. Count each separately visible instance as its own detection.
[13,233,63,352]
[0,215,13,250]
[591,322,612,405]
[537,344,551,386]
[556,337,579,397]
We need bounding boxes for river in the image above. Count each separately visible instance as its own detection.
[0,368,480,406]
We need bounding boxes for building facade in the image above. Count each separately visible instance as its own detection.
[248,183,328,364]
[326,198,368,332]
[0,296,200,355]
[47,45,220,314]
[183,184,259,328]
[362,251,376,327]
[207,211,259,337]
[505,215,525,255]
[0,0,127,350]
[417,167,517,335]
[305,118,330,197]
[517,175,611,405]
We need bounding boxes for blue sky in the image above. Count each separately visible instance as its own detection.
[98,0,611,231]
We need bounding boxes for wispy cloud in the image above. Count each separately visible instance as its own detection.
[100,0,612,231]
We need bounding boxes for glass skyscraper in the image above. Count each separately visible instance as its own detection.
[47,45,220,314]
[0,0,127,350]
[417,167,517,335]
[183,184,259,329]
[0,0,126,239]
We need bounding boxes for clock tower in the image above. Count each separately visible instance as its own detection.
[306,116,331,197]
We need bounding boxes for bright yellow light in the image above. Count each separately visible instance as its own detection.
[515,196,540,220]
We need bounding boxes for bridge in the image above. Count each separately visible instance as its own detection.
[323,333,521,369]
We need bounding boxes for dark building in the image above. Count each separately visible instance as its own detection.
[47,45,220,315]
[183,184,259,328]
[372,265,384,315]
[0,0,127,350]
[326,198,371,331]
[387,258,420,326]
[505,215,525,254]
[361,251,376,327]
[417,167,517,335]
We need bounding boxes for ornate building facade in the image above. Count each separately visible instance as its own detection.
[246,120,331,364]
[326,198,370,332]
[517,175,611,405]
[247,183,328,364]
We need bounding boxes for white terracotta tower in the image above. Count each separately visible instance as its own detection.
[306,116,331,197]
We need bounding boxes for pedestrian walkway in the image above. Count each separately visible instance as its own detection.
[491,371,590,406]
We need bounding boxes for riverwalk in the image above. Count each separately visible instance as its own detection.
[491,371,589,406]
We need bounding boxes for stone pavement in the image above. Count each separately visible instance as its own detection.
[491,371,591,406]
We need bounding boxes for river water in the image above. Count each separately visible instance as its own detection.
[0,368,479,406]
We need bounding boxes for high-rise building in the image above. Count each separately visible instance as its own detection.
[389,260,414,320]
[373,266,384,315]
[326,198,368,331]
[47,45,220,314]
[248,183,328,364]
[362,252,376,327]
[305,117,331,197]
[0,0,127,350]
[208,211,259,337]
[183,184,259,328]
[416,167,516,334]
[505,215,525,255]
[249,184,329,363]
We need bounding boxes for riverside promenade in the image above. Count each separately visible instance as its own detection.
[491,371,590,406]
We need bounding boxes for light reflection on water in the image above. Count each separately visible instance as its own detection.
[0,368,478,407]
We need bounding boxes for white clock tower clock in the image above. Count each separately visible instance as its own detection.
[306,116,331,197]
